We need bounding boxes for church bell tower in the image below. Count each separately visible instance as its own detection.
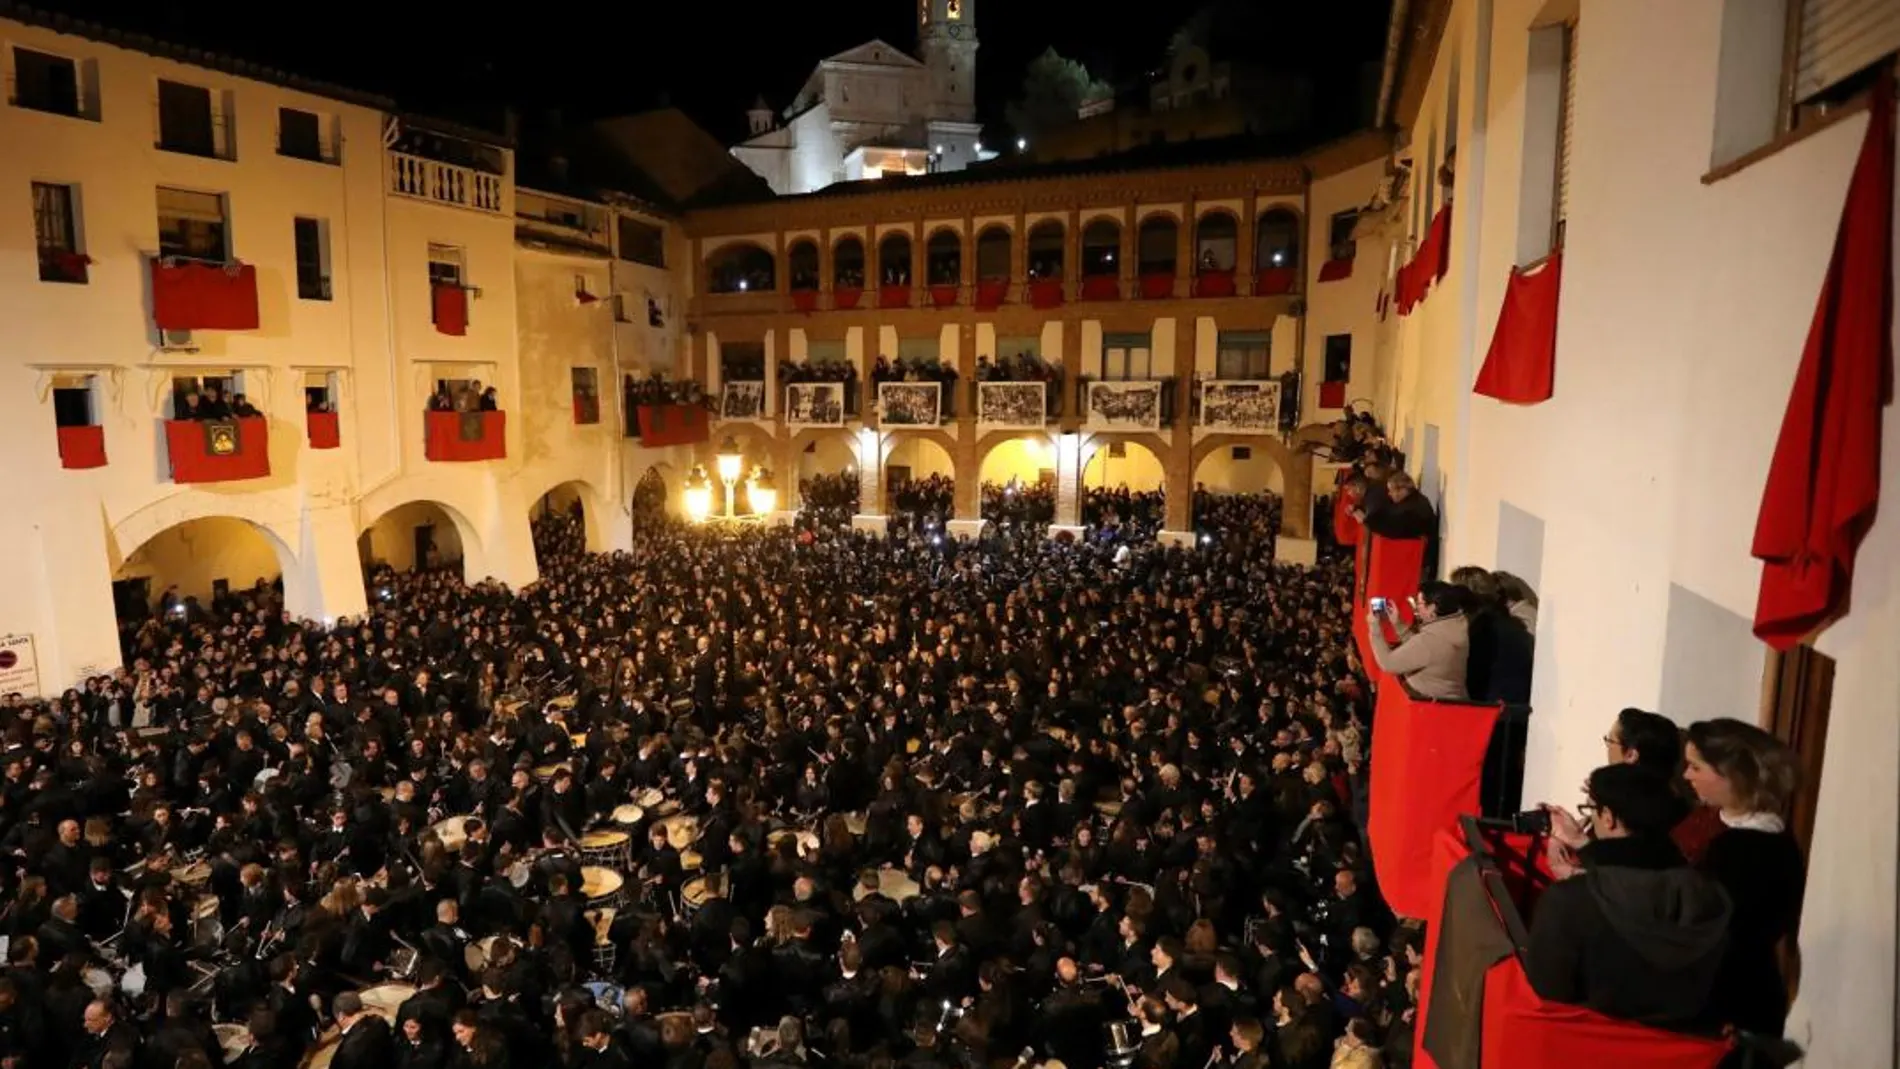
[918,0,978,123]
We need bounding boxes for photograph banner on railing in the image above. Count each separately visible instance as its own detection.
[1199,380,1282,432]
[977,381,1047,429]
[785,383,846,428]
[878,381,942,426]
[721,381,765,420]
[1085,381,1163,431]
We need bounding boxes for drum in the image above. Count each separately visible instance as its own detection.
[581,866,625,909]
[569,732,588,750]
[465,935,502,975]
[854,867,921,903]
[174,860,212,887]
[1105,1019,1142,1067]
[533,763,565,783]
[680,850,703,872]
[308,1036,342,1069]
[214,1024,252,1064]
[633,788,664,810]
[657,814,698,851]
[1094,800,1124,819]
[843,812,868,836]
[611,804,645,829]
[681,876,712,914]
[652,799,680,818]
[580,829,632,869]
[357,983,417,1022]
[588,907,617,975]
[191,895,222,947]
[433,815,471,852]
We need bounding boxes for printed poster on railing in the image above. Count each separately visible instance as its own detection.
[1085,381,1162,431]
[785,383,846,428]
[878,381,941,426]
[1199,380,1282,433]
[721,381,765,420]
[977,381,1047,429]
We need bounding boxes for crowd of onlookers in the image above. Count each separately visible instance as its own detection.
[974,354,1060,384]
[175,384,263,421]
[623,374,710,410]
[427,381,501,414]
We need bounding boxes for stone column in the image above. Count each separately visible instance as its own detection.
[1177,203,1196,299]
[1238,196,1258,290]
[298,502,372,622]
[1063,209,1080,302]
[1162,318,1197,542]
[850,428,889,535]
[1048,430,1085,538]
[948,325,985,540]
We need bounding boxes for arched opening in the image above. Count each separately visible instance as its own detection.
[884,437,955,532]
[979,436,1057,529]
[926,229,962,286]
[798,434,859,521]
[1138,215,1179,297]
[532,481,601,564]
[1027,220,1065,280]
[1256,207,1302,292]
[1195,211,1239,272]
[358,501,470,577]
[632,466,671,521]
[1081,218,1121,277]
[877,232,913,286]
[975,226,1012,280]
[111,516,292,632]
[787,239,820,291]
[1192,441,1286,497]
[706,242,776,294]
[833,235,866,289]
[1083,439,1167,531]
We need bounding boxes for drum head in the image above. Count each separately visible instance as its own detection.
[214,1024,250,1062]
[309,1037,342,1069]
[682,877,710,907]
[589,907,617,945]
[612,804,645,826]
[581,830,628,848]
[357,983,416,1021]
[581,866,624,898]
[466,936,499,974]
[634,789,664,809]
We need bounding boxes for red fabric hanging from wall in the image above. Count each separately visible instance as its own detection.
[1254,266,1297,295]
[165,417,270,483]
[974,280,1008,310]
[1752,80,1894,650]
[930,284,961,308]
[1028,279,1065,309]
[151,260,261,331]
[1352,535,1427,672]
[1478,964,1732,1069]
[1193,269,1238,298]
[1079,276,1121,301]
[1474,253,1564,404]
[1367,686,1503,920]
[1333,491,1362,547]
[833,286,864,311]
[1399,203,1455,316]
[57,425,107,469]
[878,284,913,309]
[790,289,819,313]
[1319,257,1355,282]
[1320,380,1348,408]
[424,410,506,461]
[637,403,711,447]
[306,411,341,450]
[1138,272,1175,299]
[432,283,468,336]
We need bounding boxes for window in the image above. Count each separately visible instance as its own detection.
[278,107,329,162]
[1324,334,1353,383]
[1555,24,1577,247]
[294,217,331,300]
[304,371,338,413]
[1792,0,1900,118]
[52,378,95,427]
[1762,643,1834,868]
[1328,210,1361,261]
[1514,20,1575,264]
[1231,446,1252,461]
[157,187,229,263]
[1711,0,1895,174]
[33,182,86,283]
[156,79,221,158]
[1104,333,1152,380]
[428,245,465,287]
[572,367,601,424]
[617,217,665,267]
[171,373,239,417]
[1215,331,1270,379]
[10,47,90,118]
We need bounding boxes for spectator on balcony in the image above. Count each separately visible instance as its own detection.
[1492,570,1539,632]
[199,385,232,420]
[230,393,261,419]
[1448,567,1532,705]
[429,388,454,412]
[177,391,206,421]
[480,387,499,412]
[454,380,483,413]
[1365,581,1468,700]
[1358,472,1436,541]
[1526,764,1732,1030]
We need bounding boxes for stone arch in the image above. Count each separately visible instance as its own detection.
[531,477,611,555]
[877,231,913,284]
[925,227,962,286]
[975,429,1061,485]
[1255,207,1304,272]
[787,238,820,291]
[1137,213,1180,275]
[1027,219,1065,279]
[1194,209,1241,272]
[975,225,1012,280]
[1190,433,1312,538]
[833,234,866,287]
[109,503,304,619]
[705,242,776,294]
[1081,217,1121,278]
[357,486,489,583]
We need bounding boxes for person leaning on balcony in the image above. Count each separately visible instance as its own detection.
[1365,581,1469,700]
[1526,764,1732,1030]
[1359,472,1437,540]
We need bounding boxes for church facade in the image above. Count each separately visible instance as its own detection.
[730,0,988,196]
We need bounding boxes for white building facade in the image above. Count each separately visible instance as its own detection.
[1374,0,1899,1062]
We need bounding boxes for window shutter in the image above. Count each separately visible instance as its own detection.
[1556,22,1578,243]
[1796,0,1900,104]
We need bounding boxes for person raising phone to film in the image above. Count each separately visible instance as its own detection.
[1364,581,1470,700]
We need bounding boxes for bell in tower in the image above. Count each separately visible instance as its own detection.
[917,0,977,124]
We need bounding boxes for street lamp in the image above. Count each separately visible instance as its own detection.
[716,436,744,517]
[683,465,714,522]
[747,467,778,515]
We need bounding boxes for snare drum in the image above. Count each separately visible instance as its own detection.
[611,804,645,829]
[1094,799,1124,819]
[580,829,632,869]
[433,815,472,852]
[308,1036,342,1069]
[843,812,868,837]
[633,788,664,810]
[533,763,565,783]
[173,860,212,887]
[588,907,617,975]
[581,866,625,909]
[680,850,703,872]
[465,935,502,974]
[657,813,699,851]
[214,1023,252,1064]
[191,895,223,947]
[357,983,417,1022]
[681,876,712,914]
[854,866,921,903]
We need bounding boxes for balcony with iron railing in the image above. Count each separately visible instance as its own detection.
[389,151,506,214]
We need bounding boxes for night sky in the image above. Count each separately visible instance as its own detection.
[30,0,1393,144]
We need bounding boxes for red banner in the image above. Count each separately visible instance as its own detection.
[1193,269,1237,298]
[424,410,505,461]
[57,424,107,469]
[1139,273,1176,300]
[637,403,711,447]
[790,289,819,314]
[1028,279,1065,309]
[166,417,269,483]
[1401,204,1455,316]
[306,411,341,450]
[432,283,468,335]
[1475,253,1563,404]
[878,284,912,309]
[1333,491,1362,547]
[1319,257,1355,282]
[1352,535,1427,672]
[833,286,863,310]
[1368,685,1502,919]
[929,284,960,308]
[151,260,260,331]
[1320,380,1348,409]
[974,280,1008,310]
[1079,276,1121,301]
[1254,266,1297,295]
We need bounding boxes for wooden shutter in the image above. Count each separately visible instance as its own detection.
[1555,22,1578,246]
[1796,0,1900,104]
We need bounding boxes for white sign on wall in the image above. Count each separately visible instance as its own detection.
[0,635,40,700]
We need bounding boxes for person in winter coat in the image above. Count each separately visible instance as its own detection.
[1366,582,1469,700]
[1528,764,1732,1030]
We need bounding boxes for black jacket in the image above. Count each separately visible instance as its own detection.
[1526,836,1731,1029]
[333,1015,398,1069]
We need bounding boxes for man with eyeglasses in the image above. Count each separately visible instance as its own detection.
[1525,764,1732,1030]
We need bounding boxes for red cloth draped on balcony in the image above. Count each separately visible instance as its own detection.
[1474,253,1564,404]
[1079,275,1121,301]
[151,260,261,331]
[306,411,341,450]
[42,250,91,284]
[165,417,269,483]
[424,410,505,461]
[1400,203,1455,316]
[1752,77,1893,650]
[790,289,819,314]
[57,425,107,469]
[929,284,960,308]
[878,284,912,309]
[637,403,711,447]
[1319,380,1348,408]
[1028,279,1065,309]
[1351,535,1427,674]
[1318,256,1355,282]
[1367,685,1502,920]
[1414,825,1733,1069]
[974,279,1008,310]
[833,286,864,310]
[432,283,469,336]
[1139,272,1175,300]
[1332,489,1362,547]
[1193,269,1237,298]
[1254,266,1297,295]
